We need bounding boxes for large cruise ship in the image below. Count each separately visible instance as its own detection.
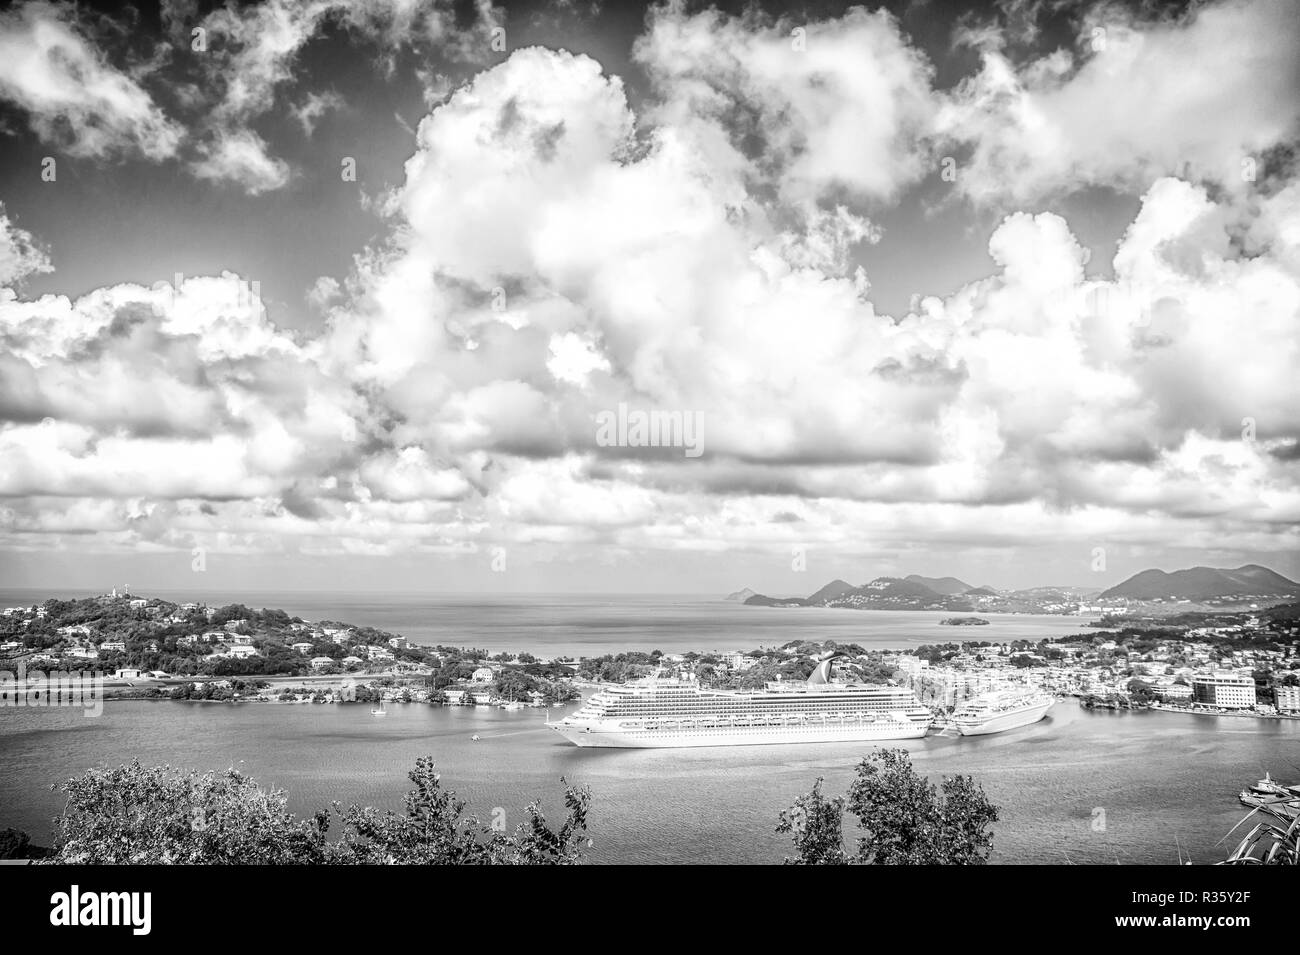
[951,688,1054,736]
[547,656,932,748]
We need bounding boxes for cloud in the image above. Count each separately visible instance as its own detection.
[291,90,345,135]
[190,129,292,193]
[634,4,937,206]
[0,205,52,286]
[938,0,1300,205]
[179,0,503,191]
[0,1,183,160]
[3,4,1298,572]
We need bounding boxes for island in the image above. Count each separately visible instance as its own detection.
[940,616,990,626]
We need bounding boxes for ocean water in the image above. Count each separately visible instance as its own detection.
[2,699,1298,865]
[0,589,1101,657]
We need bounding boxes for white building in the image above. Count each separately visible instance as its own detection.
[1157,682,1193,700]
[1192,672,1257,709]
[471,666,495,683]
[309,656,336,669]
[720,652,755,671]
[1275,684,1300,714]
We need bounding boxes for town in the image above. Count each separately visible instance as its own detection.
[1,589,1298,720]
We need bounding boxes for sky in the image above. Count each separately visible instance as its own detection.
[0,0,1297,596]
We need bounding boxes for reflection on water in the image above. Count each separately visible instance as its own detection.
[3,699,1298,864]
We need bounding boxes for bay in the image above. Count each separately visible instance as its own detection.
[2,699,1298,864]
[0,589,1100,657]
[4,589,1292,865]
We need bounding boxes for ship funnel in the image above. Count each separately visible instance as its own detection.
[806,651,845,685]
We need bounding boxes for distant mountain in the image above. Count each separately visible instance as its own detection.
[738,573,1104,614]
[744,575,964,611]
[858,576,945,599]
[724,588,756,602]
[1101,565,1300,601]
[806,579,856,603]
[904,574,974,596]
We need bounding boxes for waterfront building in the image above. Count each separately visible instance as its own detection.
[1191,672,1257,709]
[1157,682,1193,700]
[1275,684,1300,714]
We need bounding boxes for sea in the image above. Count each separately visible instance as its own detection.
[2,590,1297,864]
[0,588,1099,657]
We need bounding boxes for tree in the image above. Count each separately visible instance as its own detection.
[778,749,999,865]
[1127,678,1155,703]
[775,778,846,865]
[335,757,590,865]
[0,828,32,860]
[49,762,332,864]
[45,757,590,866]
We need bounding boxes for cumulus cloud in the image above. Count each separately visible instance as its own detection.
[938,0,1300,205]
[3,1,1298,572]
[634,4,937,205]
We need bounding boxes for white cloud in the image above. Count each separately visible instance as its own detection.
[0,1,182,160]
[938,0,1300,205]
[190,129,292,194]
[0,205,52,287]
[634,5,937,205]
[3,7,1298,572]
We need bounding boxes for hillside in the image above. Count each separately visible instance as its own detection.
[1101,565,1300,601]
[904,574,974,595]
[806,579,857,603]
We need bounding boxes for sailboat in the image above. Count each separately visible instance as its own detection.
[500,687,525,710]
[371,698,387,716]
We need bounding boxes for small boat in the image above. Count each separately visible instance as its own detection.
[371,700,387,716]
[471,734,481,741]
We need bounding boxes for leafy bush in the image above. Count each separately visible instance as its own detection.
[47,757,590,865]
[778,749,998,865]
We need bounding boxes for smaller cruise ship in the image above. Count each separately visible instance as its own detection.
[952,689,1054,736]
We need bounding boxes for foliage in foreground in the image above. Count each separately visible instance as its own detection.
[47,757,590,865]
[778,749,999,865]
[1223,791,1300,865]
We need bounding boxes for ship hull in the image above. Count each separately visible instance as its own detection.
[955,700,1053,736]
[548,719,930,748]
